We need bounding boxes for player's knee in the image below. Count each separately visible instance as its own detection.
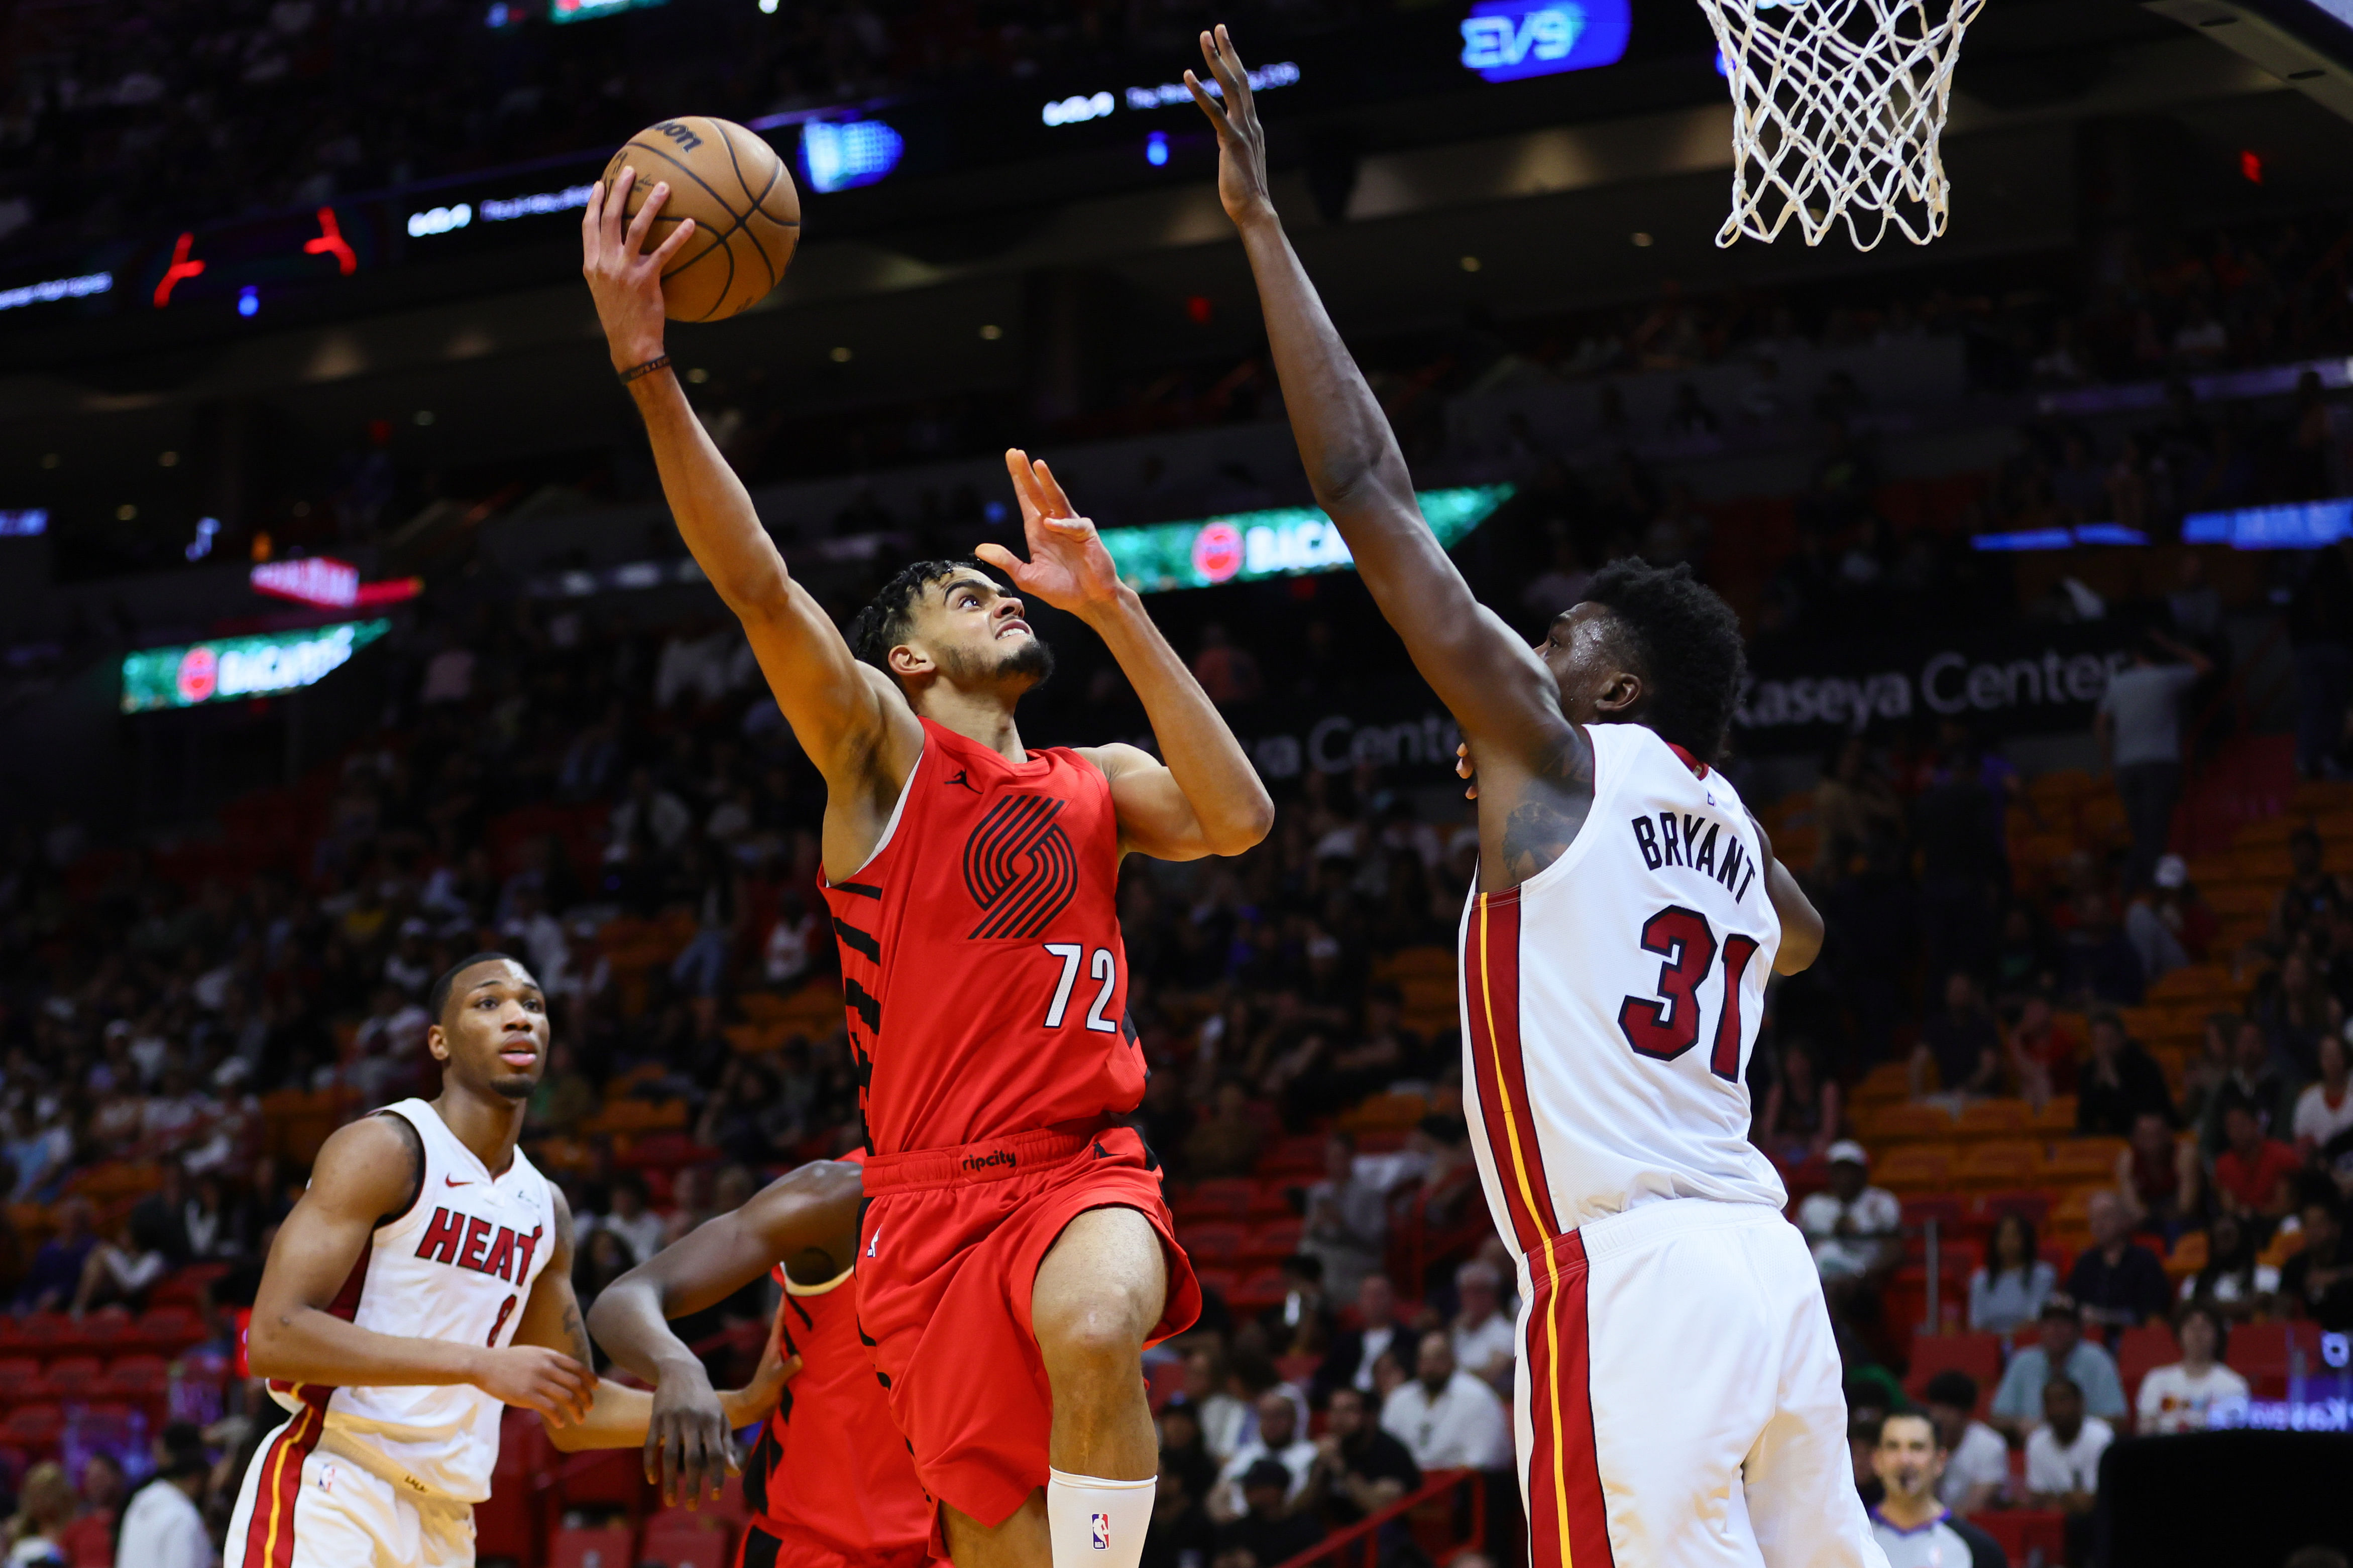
[1034,1295,1149,1372]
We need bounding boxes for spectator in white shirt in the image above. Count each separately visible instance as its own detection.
[608,767,692,855]
[2135,1300,2250,1434]
[1303,1132,1389,1302]
[2025,1375,2111,1565]
[1207,1389,1318,1522]
[2293,1035,2353,1158]
[1322,1273,1409,1399]
[596,1172,668,1265]
[116,1423,211,1568]
[1797,1142,1902,1316]
[1379,1332,1513,1472]
[1187,1347,1251,1467]
[1922,1371,2008,1514]
[1450,1260,1516,1396]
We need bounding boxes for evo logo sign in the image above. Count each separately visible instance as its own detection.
[1459,0,1631,82]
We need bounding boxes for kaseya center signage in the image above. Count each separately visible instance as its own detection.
[1734,627,2132,752]
[121,620,390,713]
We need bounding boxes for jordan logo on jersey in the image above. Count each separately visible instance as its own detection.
[962,793,1077,939]
[414,1208,543,1284]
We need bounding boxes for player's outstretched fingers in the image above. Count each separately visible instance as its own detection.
[1031,457,1079,519]
[605,165,636,249]
[624,180,668,259]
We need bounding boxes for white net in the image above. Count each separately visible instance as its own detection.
[1698,0,1987,251]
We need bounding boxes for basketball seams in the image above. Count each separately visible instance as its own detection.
[720,130,780,304]
[612,134,752,320]
[605,118,794,321]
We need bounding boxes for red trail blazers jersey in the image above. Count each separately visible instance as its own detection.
[738,1258,934,1568]
[820,717,1142,1154]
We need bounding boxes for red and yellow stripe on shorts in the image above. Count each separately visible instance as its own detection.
[1464,888,1614,1568]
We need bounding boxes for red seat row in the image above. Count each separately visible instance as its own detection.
[0,1353,172,1407]
[0,1307,207,1356]
[1175,1218,1305,1267]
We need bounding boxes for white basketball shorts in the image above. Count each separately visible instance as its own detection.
[227,1403,476,1568]
[1511,1198,1889,1568]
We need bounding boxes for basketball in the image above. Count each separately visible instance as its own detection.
[600,116,800,323]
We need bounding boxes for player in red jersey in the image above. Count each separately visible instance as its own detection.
[582,174,1274,1568]
[588,1159,941,1568]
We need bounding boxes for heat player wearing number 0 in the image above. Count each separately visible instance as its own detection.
[1191,24,1884,1568]
[226,954,776,1568]
[580,173,1274,1568]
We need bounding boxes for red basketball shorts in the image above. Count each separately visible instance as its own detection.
[854,1123,1200,1530]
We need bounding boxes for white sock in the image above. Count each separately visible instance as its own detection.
[1046,1468,1156,1568]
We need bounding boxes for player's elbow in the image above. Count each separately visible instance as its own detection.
[1774,924,1824,976]
[244,1316,293,1380]
[1208,789,1276,857]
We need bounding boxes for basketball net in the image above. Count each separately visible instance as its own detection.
[1699,0,1986,251]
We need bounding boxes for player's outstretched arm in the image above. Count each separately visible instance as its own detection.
[1187,27,1566,762]
[983,450,1272,860]
[586,1160,862,1506]
[511,1188,791,1461]
[581,170,920,795]
[246,1118,594,1424]
[1746,813,1825,973]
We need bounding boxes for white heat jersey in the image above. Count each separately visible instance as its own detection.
[267,1099,555,1504]
[1459,722,1787,1256]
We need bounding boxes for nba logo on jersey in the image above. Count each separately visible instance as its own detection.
[1090,1513,1111,1550]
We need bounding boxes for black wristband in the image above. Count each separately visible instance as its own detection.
[617,353,671,385]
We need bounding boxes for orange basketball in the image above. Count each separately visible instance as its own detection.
[601,117,800,323]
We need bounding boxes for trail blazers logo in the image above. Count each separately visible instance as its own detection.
[964,793,1077,939]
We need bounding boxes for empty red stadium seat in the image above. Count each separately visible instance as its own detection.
[42,1357,101,1400]
[1192,1267,1239,1302]
[1899,1195,1965,1236]
[641,1510,734,1568]
[1972,1190,2052,1229]
[1179,1223,1244,1265]
[2227,1320,2318,1383]
[1174,1179,1254,1223]
[2114,1323,2176,1403]
[132,1306,203,1352]
[3,1404,63,1453]
[1147,1358,1187,1412]
[1246,1179,1296,1220]
[1907,1332,2002,1412]
[1229,1267,1288,1310]
[0,1358,41,1403]
[1241,1219,1304,1264]
[557,1448,649,1510]
[1975,1508,2067,1564]
[102,1355,171,1412]
[548,1525,637,1568]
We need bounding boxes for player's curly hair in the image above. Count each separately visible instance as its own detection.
[1583,558,1746,763]
[848,558,998,682]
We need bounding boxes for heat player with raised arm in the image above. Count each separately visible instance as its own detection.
[226,954,780,1568]
[580,172,1273,1568]
[1188,29,1883,1568]
[587,1156,944,1568]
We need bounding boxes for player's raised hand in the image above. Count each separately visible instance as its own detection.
[977,449,1128,620]
[643,1358,735,1508]
[472,1344,597,1426]
[581,165,697,374]
[1187,24,1273,226]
